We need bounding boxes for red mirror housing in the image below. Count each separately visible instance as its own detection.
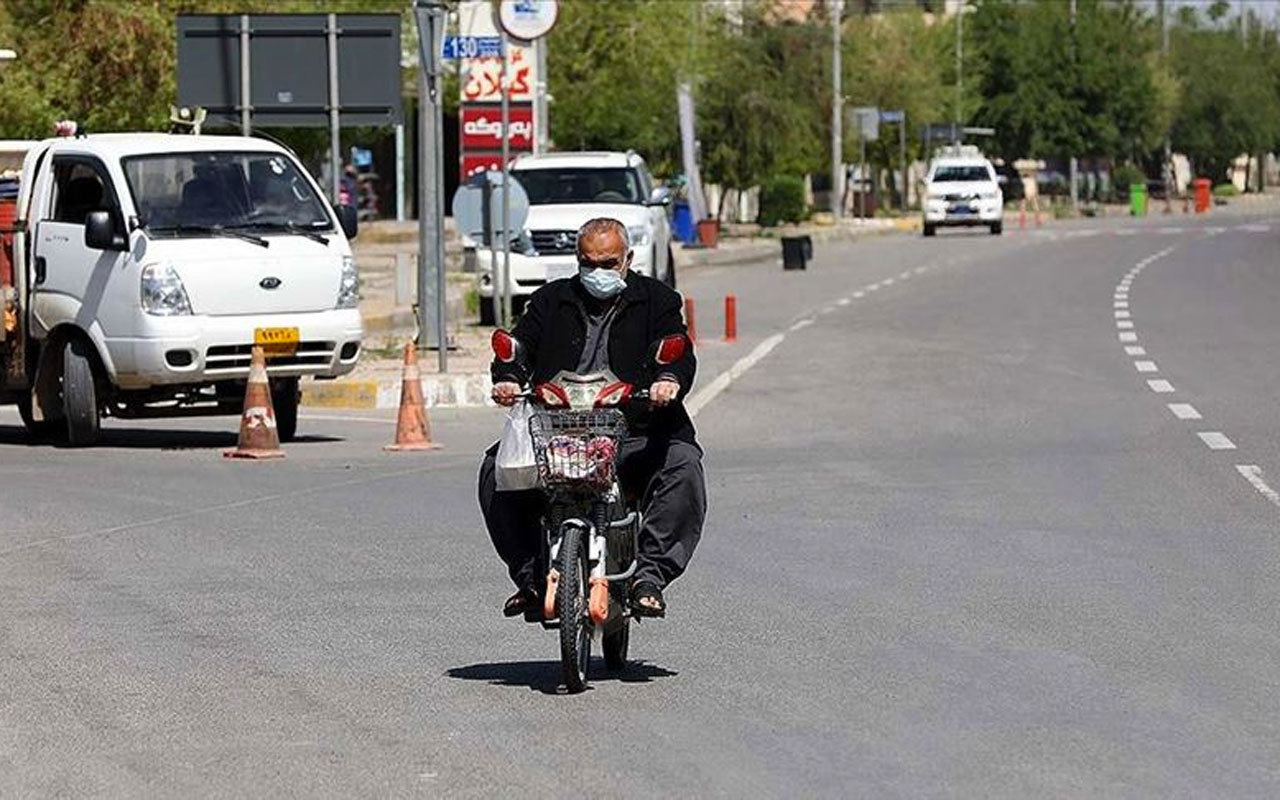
[492,330,516,363]
[654,334,688,366]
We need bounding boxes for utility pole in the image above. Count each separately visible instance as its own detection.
[1068,0,1079,212]
[831,0,843,218]
[414,2,448,371]
[1159,0,1173,205]
[954,0,962,143]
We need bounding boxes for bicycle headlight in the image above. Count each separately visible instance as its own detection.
[140,263,192,316]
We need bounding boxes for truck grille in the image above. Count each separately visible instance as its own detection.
[530,229,577,256]
[204,341,335,373]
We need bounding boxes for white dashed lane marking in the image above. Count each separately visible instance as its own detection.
[1198,432,1237,450]
[837,298,851,307]
[1168,403,1202,420]
[1119,332,1139,342]
[1115,310,1131,319]
[1117,320,1135,329]
[1147,379,1175,393]
[1237,465,1280,507]
[1125,346,1146,356]
[852,291,865,299]
[1134,361,1159,373]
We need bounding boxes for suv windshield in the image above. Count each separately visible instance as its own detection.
[122,151,332,234]
[932,165,992,183]
[513,167,643,205]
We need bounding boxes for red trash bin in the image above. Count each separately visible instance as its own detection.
[1193,178,1212,214]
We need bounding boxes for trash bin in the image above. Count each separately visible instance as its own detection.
[1129,181,1147,217]
[1193,178,1212,214]
[781,235,812,271]
[671,200,695,243]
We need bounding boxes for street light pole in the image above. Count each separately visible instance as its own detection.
[1069,0,1079,212]
[1159,0,1173,205]
[831,0,843,218]
[954,0,962,143]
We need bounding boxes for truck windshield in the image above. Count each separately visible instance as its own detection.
[932,166,992,183]
[122,151,332,234]
[512,168,643,205]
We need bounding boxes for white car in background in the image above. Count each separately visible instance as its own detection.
[922,148,1004,236]
[474,150,674,324]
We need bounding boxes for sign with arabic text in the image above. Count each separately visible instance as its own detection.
[461,104,534,150]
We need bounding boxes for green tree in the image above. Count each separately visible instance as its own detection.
[969,0,1163,163]
[1170,20,1280,180]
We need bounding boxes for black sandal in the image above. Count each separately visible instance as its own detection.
[503,586,540,618]
[630,581,666,618]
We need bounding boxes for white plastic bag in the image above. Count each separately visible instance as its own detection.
[495,399,539,491]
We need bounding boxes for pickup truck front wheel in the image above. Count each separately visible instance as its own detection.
[62,338,100,447]
[272,377,299,443]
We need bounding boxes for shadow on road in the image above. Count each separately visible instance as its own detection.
[0,424,342,451]
[447,659,678,694]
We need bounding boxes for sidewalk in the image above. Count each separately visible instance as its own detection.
[299,214,918,410]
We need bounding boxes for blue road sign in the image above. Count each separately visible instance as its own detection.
[880,109,905,124]
[442,35,503,60]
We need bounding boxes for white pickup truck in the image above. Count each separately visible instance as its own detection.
[0,132,364,445]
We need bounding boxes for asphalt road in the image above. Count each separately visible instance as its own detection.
[2,204,1280,797]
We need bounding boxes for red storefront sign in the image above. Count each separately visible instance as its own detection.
[461,104,534,151]
[461,153,506,180]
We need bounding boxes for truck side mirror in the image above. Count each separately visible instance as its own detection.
[334,203,358,240]
[647,186,672,207]
[85,210,123,251]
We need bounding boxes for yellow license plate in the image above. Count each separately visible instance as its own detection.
[254,326,300,355]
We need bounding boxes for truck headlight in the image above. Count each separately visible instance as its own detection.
[141,264,192,316]
[337,255,359,309]
[627,225,651,248]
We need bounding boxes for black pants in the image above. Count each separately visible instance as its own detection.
[477,437,707,592]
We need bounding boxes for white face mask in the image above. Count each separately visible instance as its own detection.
[579,266,626,299]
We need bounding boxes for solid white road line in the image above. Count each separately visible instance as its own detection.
[1198,432,1236,450]
[1147,379,1175,393]
[1134,360,1159,373]
[1124,346,1147,356]
[1119,332,1139,342]
[686,332,787,418]
[1237,465,1280,508]
[1167,403,1202,420]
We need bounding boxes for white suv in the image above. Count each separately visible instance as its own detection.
[475,151,674,324]
[922,148,1003,236]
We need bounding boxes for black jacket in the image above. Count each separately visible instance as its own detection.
[491,272,698,444]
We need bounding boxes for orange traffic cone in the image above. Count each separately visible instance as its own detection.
[384,343,442,451]
[224,346,284,460]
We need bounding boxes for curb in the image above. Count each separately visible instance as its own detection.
[303,373,494,410]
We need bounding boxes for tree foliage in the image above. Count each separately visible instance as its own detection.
[1,0,1279,190]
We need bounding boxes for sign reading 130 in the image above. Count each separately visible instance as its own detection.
[441,35,503,60]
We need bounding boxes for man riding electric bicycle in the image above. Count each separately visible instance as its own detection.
[478,217,706,620]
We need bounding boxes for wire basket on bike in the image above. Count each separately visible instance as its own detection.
[528,408,628,492]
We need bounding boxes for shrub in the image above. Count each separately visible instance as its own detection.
[758,175,808,227]
[1212,183,1239,197]
[1111,163,1146,195]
